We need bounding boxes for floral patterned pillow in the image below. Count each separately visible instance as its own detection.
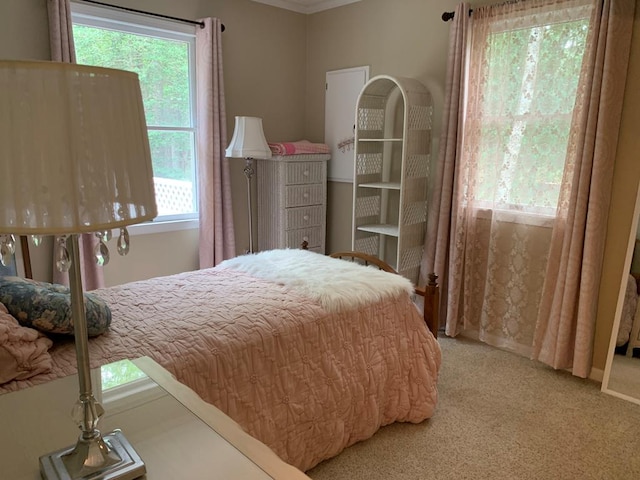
[0,276,111,337]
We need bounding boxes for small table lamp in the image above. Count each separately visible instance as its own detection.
[225,116,272,253]
[0,61,157,479]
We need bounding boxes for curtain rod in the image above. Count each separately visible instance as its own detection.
[79,0,225,31]
[441,9,473,21]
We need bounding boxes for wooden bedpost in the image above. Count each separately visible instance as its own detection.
[415,273,439,338]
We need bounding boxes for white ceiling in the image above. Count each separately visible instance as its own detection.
[250,0,361,14]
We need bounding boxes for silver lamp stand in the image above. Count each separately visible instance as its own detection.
[39,235,146,480]
[243,158,256,254]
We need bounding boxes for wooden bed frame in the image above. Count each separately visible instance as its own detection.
[329,251,439,338]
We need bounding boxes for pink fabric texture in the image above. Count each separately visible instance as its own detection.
[268,140,330,156]
[430,0,634,378]
[420,2,469,327]
[0,304,53,384]
[197,17,235,268]
[532,0,635,377]
[47,0,104,290]
[0,261,441,471]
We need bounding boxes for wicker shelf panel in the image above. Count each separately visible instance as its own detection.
[408,105,434,130]
[352,75,433,284]
[358,94,387,110]
[357,108,384,133]
[356,152,383,176]
[405,154,429,179]
[354,195,381,219]
[354,234,379,257]
[399,224,427,252]
[402,201,428,226]
[398,245,424,273]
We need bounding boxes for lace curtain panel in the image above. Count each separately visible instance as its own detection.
[438,0,635,375]
[448,0,592,355]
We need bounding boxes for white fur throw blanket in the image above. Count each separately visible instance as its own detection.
[219,249,414,313]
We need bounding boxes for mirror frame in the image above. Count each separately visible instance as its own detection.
[601,182,640,405]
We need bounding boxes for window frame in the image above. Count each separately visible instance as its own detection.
[71,2,199,234]
[463,6,591,220]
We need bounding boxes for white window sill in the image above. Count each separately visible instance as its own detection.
[472,207,555,228]
[126,218,199,236]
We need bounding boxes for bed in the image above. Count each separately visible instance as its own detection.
[0,248,441,472]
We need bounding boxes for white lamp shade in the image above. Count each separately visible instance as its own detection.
[0,60,158,235]
[225,116,272,160]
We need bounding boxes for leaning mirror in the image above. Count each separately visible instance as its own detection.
[602,184,640,405]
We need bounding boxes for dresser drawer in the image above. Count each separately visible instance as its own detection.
[285,205,324,230]
[285,162,325,185]
[285,184,324,208]
[286,227,323,249]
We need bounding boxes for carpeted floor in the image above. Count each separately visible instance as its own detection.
[307,336,640,480]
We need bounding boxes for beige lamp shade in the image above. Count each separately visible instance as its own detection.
[0,60,158,235]
[225,116,272,159]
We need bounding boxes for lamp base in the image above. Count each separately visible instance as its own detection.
[39,429,145,480]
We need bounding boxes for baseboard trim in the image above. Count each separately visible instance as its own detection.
[590,367,604,383]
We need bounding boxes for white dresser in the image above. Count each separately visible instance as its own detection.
[256,154,330,253]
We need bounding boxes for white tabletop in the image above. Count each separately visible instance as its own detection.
[0,357,310,480]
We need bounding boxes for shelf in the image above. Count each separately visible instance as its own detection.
[358,182,401,190]
[356,224,399,237]
[352,75,432,285]
[357,138,403,142]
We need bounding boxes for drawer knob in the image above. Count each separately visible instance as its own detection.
[303,170,309,176]
[303,236,309,241]
[303,215,309,221]
[303,192,309,198]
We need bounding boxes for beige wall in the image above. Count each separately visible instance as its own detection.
[592,9,640,371]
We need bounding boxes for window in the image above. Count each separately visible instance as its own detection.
[466,6,591,216]
[71,3,198,225]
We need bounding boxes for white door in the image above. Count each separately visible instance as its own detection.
[324,66,369,182]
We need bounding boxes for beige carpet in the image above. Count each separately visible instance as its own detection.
[307,336,640,480]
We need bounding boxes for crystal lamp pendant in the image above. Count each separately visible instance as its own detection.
[117,228,130,256]
[94,232,110,266]
[55,236,71,272]
[0,234,16,267]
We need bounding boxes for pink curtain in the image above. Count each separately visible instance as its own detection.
[429,0,634,377]
[196,17,235,268]
[420,2,469,332]
[532,0,635,377]
[47,0,104,290]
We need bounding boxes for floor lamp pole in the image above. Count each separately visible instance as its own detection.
[243,158,255,254]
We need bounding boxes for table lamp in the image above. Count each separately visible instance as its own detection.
[225,116,271,253]
[0,60,157,479]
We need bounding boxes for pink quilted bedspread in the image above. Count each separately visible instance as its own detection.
[0,260,441,471]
